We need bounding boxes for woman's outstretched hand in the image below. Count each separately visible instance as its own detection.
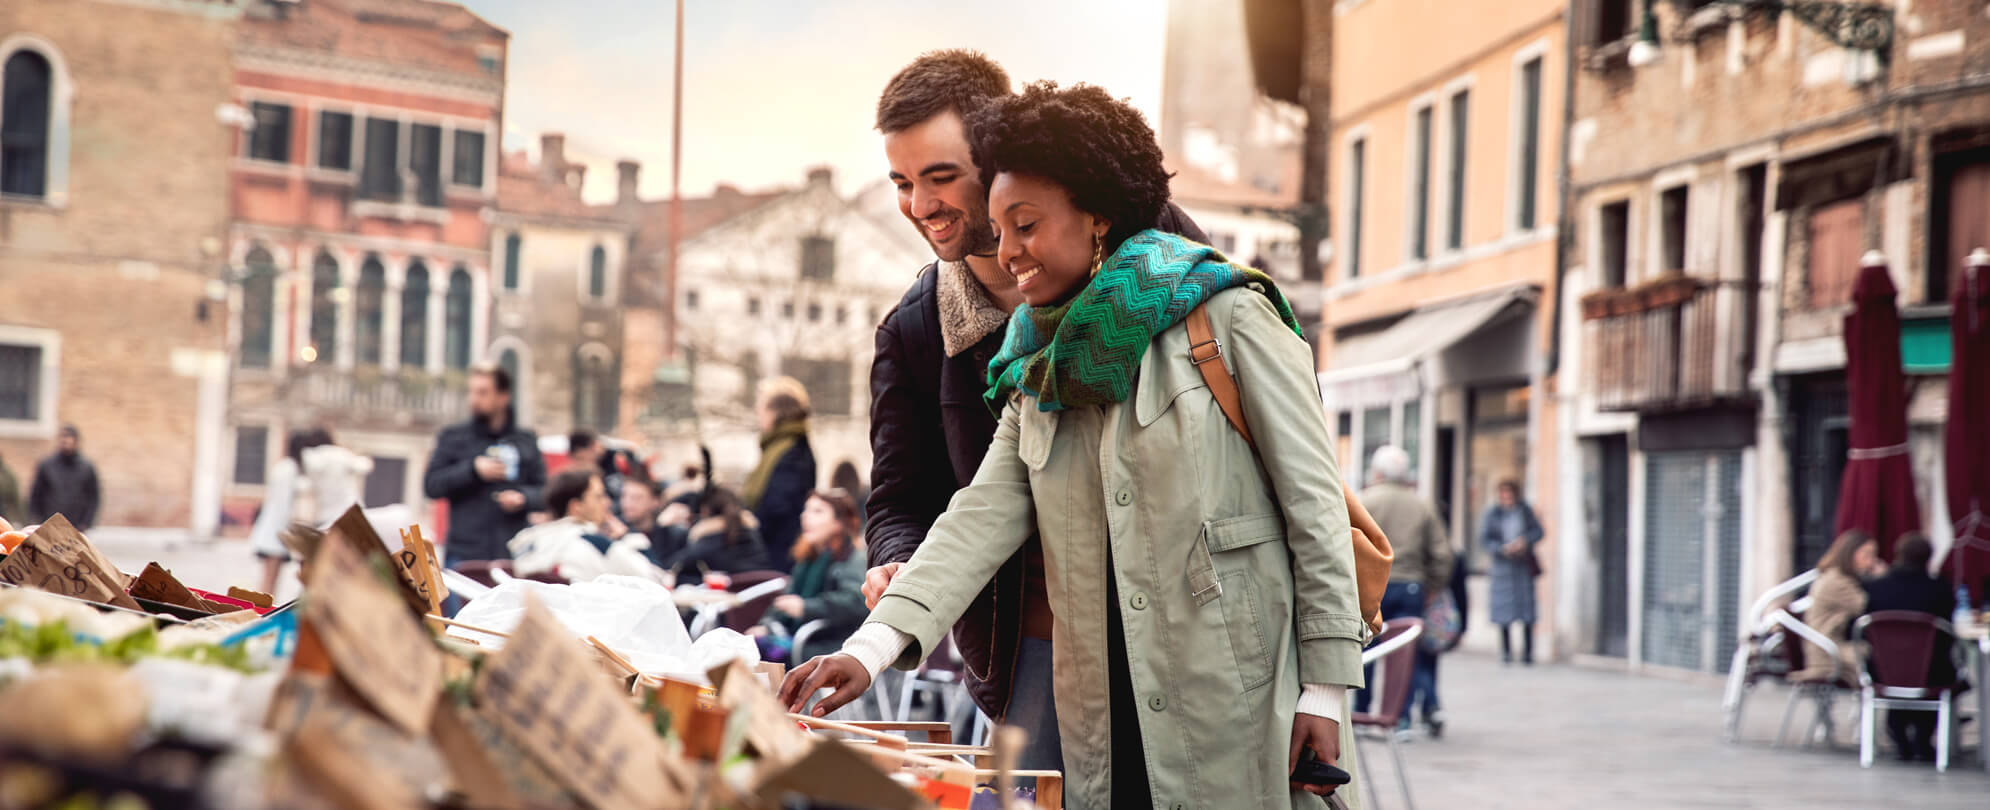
[1288,715,1342,796]
[777,654,873,717]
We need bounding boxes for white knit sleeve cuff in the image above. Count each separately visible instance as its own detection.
[838,621,914,680]
[1296,683,1346,724]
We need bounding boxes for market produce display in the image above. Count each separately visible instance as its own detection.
[0,508,1060,810]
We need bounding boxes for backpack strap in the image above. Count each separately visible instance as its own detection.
[1186,303,1253,446]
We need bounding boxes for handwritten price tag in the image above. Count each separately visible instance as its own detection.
[302,515,442,735]
[129,563,222,614]
[474,596,678,810]
[0,514,139,610]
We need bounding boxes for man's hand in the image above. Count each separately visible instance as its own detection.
[658,502,693,527]
[777,654,873,717]
[605,516,628,538]
[773,594,806,618]
[474,457,507,482]
[494,490,526,512]
[1288,714,1342,797]
[862,562,905,610]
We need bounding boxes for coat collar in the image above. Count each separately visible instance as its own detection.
[937,260,1011,359]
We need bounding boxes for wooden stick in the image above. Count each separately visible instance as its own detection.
[787,713,909,750]
[832,720,953,744]
[424,614,511,639]
[587,635,642,676]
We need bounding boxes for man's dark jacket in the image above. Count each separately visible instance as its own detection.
[1864,566,1960,685]
[866,205,1207,717]
[753,438,817,572]
[423,409,545,564]
[29,452,100,529]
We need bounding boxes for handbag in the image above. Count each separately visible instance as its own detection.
[1186,305,1394,638]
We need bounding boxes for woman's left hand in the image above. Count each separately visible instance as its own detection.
[773,594,806,618]
[1288,715,1341,796]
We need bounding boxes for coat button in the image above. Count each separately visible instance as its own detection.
[1115,489,1133,506]
[1129,592,1149,610]
[1148,695,1167,712]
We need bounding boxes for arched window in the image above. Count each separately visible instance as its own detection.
[502,232,521,291]
[1,50,51,198]
[240,246,276,369]
[573,345,617,430]
[309,250,339,365]
[400,261,429,369]
[445,266,472,370]
[588,244,607,300]
[354,256,385,367]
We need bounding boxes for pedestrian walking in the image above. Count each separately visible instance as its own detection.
[300,428,373,524]
[28,425,99,530]
[785,81,1362,809]
[0,451,23,526]
[858,51,1209,776]
[1358,445,1453,736]
[753,490,868,662]
[1482,479,1545,665]
[248,430,321,595]
[422,364,546,570]
[742,376,815,572]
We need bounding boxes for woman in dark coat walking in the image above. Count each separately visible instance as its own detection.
[743,377,817,572]
[1481,479,1544,664]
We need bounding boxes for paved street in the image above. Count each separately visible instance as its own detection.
[81,534,1990,809]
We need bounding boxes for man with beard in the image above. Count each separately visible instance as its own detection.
[857,50,1205,772]
[423,364,546,569]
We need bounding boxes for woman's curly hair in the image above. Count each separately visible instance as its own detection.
[967,81,1171,250]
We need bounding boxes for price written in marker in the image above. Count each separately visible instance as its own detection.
[301,518,443,735]
[0,514,140,610]
[474,596,679,810]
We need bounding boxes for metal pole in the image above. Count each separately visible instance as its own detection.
[665,0,685,359]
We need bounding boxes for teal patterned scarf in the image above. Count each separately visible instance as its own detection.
[985,229,1302,411]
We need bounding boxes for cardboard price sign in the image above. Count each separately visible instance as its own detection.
[323,506,432,618]
[301,513,443,735]
[473,596,678,810]
[396,525,445,617]
[0,514,140,610]
[269,672,448,810]
[129,563,222,614]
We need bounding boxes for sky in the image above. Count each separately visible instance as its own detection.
[468,0,1170,202]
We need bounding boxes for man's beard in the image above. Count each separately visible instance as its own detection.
[922,203,997,261]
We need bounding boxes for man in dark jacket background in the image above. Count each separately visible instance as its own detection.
[29,425,100,529]
[423,365,545,568]
[1863,534,1957,762]
[858,50,1208,772]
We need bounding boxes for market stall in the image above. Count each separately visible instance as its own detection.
[0,507,1060,809]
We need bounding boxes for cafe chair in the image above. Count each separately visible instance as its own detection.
[686,573,789,638]
[1723,569,1857,747]
[1353,617,1423,810]
[1855,611,1963,772]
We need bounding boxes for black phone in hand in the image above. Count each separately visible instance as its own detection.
[1291,749,1352,787]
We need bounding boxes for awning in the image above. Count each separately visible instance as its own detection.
[1318,285,1538,410]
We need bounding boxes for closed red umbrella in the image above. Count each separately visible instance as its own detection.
[1946,250,1990,597]
[1833,253,1921,561]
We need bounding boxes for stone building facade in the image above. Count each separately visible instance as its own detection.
[1557,0,1990,673]
[220,0,507,529]
[0,0,239,532]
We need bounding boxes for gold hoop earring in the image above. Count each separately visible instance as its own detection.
[1090,235,1104,277]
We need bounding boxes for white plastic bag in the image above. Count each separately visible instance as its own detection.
[447,575,726,680]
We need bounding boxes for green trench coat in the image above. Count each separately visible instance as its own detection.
[870,289,1367,810]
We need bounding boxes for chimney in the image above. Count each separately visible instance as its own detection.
[567,163,587,194]
[540,133,566,183]
[806,166,834,188]
[617,160,641,206]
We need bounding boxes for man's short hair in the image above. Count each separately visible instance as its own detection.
[569,429,598,455]
[875,49,1011,134]
[1894,532,1934,572]
[59,424,79,440]
[546,468,597,518]
[470,363,513,394]
[1369,445,1412,485]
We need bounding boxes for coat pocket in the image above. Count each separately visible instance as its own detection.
[1192,513,1286,693]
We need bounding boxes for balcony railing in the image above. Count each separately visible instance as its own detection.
[286,365,467,425]
[1582,276,1756,413]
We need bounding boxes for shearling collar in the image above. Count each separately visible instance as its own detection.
[937,260,1011,358]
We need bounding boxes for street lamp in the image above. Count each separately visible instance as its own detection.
[1632,0,1893,66]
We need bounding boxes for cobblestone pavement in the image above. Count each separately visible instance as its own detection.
[80,533,1990,809]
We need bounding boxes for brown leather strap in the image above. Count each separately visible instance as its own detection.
[1186,304,1253,446]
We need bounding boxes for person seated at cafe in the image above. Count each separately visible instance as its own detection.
[1863,533,1960,762]
[619,476,688,565]
[509,468,662,583]
[661,486,771,578]
[1791,529,1885,683]
[753,490,868,662]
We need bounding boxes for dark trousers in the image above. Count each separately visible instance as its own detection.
[1499,621,1535,663]
[1887,709,1938,760]
[1354,582,1439,725]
